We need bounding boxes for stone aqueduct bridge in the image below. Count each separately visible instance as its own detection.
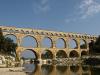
[0,26,97,60]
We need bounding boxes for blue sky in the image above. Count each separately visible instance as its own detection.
[0,0,100,35]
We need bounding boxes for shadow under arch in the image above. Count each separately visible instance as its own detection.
[41,50,53,60]
[56,50,67,58]
[69,50,79,58]
[20,49,38,60]
[81,51,88,57]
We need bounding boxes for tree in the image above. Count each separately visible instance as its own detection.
[89,40,95,54]
[0,28,18,57]
[89,36,100,54]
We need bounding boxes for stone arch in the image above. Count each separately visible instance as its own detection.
[41,50,53,59]
[69,39,78,49]
[69,50,79,58]
[81,51,88,57]
[56,50,67,58]
[80,39,87,49]
[56,38,66,48]
[70,65,79,73]
[20,49,38,60]
[21,35,38,48]
[41,37,53,48]
[4,34,17,43]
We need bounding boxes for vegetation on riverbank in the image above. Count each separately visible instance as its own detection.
[84,35,100,65]
[0,28,17,57]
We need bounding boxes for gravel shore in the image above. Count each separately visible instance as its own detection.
[0,67,26,75]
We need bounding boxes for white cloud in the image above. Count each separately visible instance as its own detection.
[33,0,50,13]
[79,0,100,19]
[64,0,100,24]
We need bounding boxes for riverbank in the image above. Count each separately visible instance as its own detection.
[0,67,25,75]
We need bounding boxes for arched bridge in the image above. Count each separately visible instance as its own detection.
[0,26,97,60]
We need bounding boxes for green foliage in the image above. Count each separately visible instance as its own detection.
[0,28,18,57]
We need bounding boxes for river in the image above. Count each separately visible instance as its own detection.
[23,62,100,75]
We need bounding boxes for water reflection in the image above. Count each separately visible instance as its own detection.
[91,67,100,75]
[23,63,100,75]
[82,65,90,72]
[70,65,79,73]
[56,65,67,73]
[41,64,53,75]
[82,73,89,75]
[23,61,37,75]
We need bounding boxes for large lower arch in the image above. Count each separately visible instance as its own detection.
[41,50,53,60]
[20,49,38,60]
[69,50,79,58]
[56,50,67,58]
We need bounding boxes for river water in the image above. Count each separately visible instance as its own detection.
[23,63,100,75]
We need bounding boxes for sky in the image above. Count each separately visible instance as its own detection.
[0,0,100,35]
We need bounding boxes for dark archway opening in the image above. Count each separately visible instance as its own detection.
[81,51,88,57]
[69,50,79,58]
[41,50,53,60]
[56,50,67,58]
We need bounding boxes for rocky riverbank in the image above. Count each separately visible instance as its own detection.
[0,67,25,75]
